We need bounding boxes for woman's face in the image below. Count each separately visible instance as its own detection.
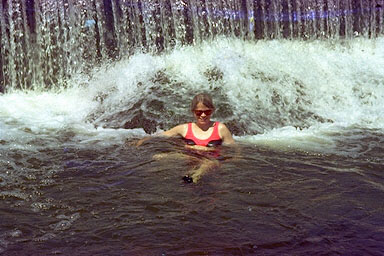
[193,102,213,126]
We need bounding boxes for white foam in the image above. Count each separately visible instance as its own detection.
[236,123,336,151]
[1,37,384,150]
[0,89,93,131]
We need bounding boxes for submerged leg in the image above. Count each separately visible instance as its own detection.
[152,152,219,184]
[190,158,220,183]
[152,152,191,161]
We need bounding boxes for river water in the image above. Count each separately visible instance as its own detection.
[1,0,384,255]
[1,37,384,255]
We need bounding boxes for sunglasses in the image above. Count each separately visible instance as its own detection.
[194,109,213,116]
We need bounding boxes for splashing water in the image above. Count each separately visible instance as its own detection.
[1,1,384,255]
[1,0,383,90]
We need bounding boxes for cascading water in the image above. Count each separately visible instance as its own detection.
[1,0,383,135]
[1,0,383,91]
[1,1,384,255]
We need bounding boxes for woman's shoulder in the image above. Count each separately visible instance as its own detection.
[161,123,188,137]
[217,122,228,130]
[176,123,189,137]
[217,122,235,144]
[177,123,189,129]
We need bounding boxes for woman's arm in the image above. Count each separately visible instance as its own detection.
[136,124,187,147]
[219,123,242,161]
[219,123,235,145]
[161,124,187,137]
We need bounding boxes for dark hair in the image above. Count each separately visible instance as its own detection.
[190,93,215,112]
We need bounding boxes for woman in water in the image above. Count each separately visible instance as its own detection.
[138,93,235,183]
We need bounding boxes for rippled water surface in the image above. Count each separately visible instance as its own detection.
[1,0,384,254]
[1,130,383,255]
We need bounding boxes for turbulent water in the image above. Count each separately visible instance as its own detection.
[1,0,384,255]
[2,0,384,91]
[1,37,384,255]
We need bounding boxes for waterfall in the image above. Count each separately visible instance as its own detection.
[1,0,383,92]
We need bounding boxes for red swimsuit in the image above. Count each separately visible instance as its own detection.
[184,122,222,147]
